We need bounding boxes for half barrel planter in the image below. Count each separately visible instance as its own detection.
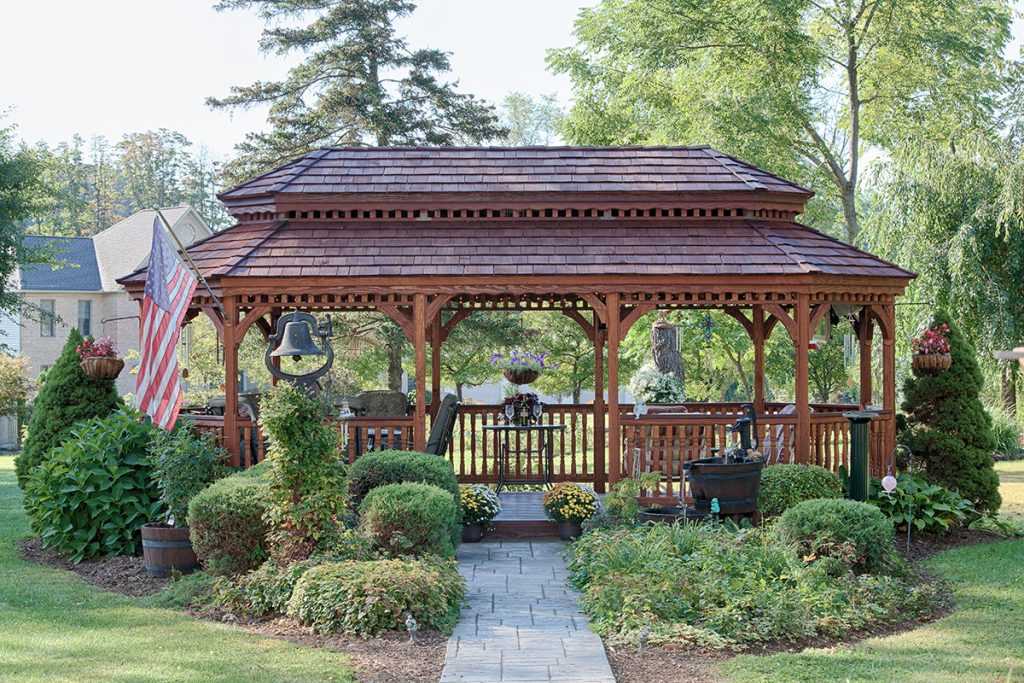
[141,524,199,577]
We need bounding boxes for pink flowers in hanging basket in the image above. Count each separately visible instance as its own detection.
[76,336,119,360]
[912,324,950,355]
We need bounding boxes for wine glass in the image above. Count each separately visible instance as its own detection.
[532,400,543,423]
[504,403,515,424]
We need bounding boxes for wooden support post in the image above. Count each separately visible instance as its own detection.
[795,294,811,464]
[223,296,240,467]
[430,315,442,419]
[593,320,606,493]
[752,305,766,413]
[858,311,874,408]
[269,308,281,387]
[882,305,897,465]
[413,293,427,452]
[606,293,622,485]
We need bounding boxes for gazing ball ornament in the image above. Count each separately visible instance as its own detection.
[881,474,898,493]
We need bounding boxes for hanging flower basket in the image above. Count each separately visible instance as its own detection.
[503,368,539,385]
[81,356,125,380]
[912,353,951,374]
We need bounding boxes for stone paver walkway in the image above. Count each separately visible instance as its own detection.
[440,540,615,683]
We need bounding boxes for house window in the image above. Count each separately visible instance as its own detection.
[39,300,55,337]
[78,300,92,336]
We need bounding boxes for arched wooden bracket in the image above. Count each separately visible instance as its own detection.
[764,303,797,341]
[581,294,608,323]
[426,295,453,329]
[854,307,875,342]
[722,307,753,336]
[809,304,831,335]
[437,308,472,343]
[617,303,657,342]
[376,302,414,340]
[236,303,273,340]
[561,308,595,341]
[199,305,225,336]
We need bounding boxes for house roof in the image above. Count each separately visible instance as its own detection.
[219,146,814,202]
[119,218,914,284]
[92,207,211,290]
[19,236,102,291]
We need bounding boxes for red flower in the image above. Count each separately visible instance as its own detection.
[912,324,950,355]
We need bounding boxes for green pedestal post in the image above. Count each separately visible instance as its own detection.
[843,411,876,501]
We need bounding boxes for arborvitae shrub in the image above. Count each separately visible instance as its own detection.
[901,313,1001,512]
[16,329,122,488]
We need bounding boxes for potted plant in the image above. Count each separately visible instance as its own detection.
[543,483,598,540]
[459,484,501,542]
[144,422,228,577]
[76,336,124,380]
[628,362,685,405]
[911,323,952,374]
[491,350,551,386]
[502,392,542,426]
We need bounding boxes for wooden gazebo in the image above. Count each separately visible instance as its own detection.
[120,147,913,493]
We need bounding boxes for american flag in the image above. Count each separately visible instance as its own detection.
[136,216,198,429]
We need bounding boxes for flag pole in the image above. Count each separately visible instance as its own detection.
[154,208,225,318]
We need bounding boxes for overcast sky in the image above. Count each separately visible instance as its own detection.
[1,0,595,157]
[2,1,1022,159]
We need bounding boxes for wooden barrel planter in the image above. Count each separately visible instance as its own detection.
[683,458,765,516]
[912,353,951,374]
[462,524,485,543]
[80,356,124,380]
[141,524,198,577]
[503,368,539,385]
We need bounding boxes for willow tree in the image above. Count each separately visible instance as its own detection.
[549,0,1018,241]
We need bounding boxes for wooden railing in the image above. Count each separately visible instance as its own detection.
[184,414,265,468]
[183,401,893,486]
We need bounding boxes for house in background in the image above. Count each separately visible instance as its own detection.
[1,207,212,404]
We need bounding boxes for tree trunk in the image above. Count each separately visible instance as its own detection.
[384,324,404,392]
[651,316,683,381]
[456,383,464,401]
[1001,363,1017,416]
[572,386,581,404]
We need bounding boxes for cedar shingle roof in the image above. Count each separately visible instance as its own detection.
[119,219,913,284]
[219,147,813,200]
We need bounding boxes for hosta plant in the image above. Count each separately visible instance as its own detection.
[26,408,163,562]
[870,473,975,534]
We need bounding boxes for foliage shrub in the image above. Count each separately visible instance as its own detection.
[989,408,1022,459]
[757,464,843,517]
[870,473,975,534]
[358,482,459,557]
[287,558,465,636]
[599,472,663,526]
[776,499,896,574]
[259,384,347,563]
[26,408,162,562]
[216,530,376,617]
[187,467,271,575]
[16,329,122,488]
[149,422,229,526]
[567,523,940,649]
[901,313,1001,511]
[347,449,459,508]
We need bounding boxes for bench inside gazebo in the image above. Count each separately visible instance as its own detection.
[119,146,912,514]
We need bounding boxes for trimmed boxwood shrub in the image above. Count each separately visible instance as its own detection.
[776,498,896,574]
[16,329,122,489]
[347,449,458,508]
[359,482,459,557]
[187,466,271,575]
[25,408,162,562]
[217,531,376,617]
[287,558,465,636]
[757,464,843,517]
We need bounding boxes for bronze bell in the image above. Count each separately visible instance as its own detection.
[271,321,324,361]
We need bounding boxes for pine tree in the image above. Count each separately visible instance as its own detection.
[208,0,506,183]
[901,313,1001,512]
[15,329,122,489]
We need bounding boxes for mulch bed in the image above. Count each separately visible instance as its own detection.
[241,617,446,683]
[898,527,1000,562]
[19,538,169,597]
[605,644,726,683]
[19,538,445,683]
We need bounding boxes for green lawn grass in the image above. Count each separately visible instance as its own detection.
[722,460,1024,683]
[0,455,354,683]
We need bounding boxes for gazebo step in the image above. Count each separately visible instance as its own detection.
[488,519,559,539]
